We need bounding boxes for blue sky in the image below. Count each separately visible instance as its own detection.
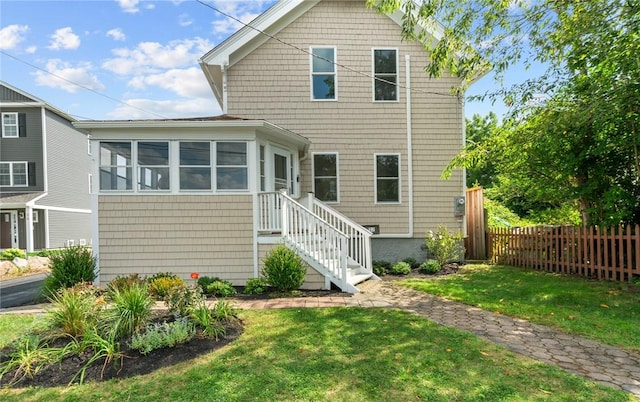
[1,0,528,121]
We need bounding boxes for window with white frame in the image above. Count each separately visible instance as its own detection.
[138,141,170,190]
[259,145,266,192]
[2,113,19,138]
[0,161,28,186]
[99,141,132,190]
[313,153,338,202]
[310,47,336,100]
[373,49,399,101]
[375,154,400,203]
[216,142,248,190]
[180,141,211,190]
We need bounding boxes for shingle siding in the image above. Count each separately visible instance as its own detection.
[98,195,255,285]
[226,0,465,238]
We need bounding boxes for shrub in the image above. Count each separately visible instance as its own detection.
[129,318,195,355]
[402,257,419,268]
[1,248,26,260]
[197,276,220,292]
[106,282,154,339]
[148,275,186,299]
[389,261,411,275]
[209,299,237,322]
[164,285,205,318]
[419,259,441,274]
[43,246,96,296]
[372,260,391,276]
[189,301,226,340]
[46,284,103,337]
[425,225,465,266]
[262,244,307,292]
[106,274,145,294]
[206,280,237,297]
[244,278,268,294]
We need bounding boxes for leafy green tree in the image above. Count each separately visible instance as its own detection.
[369,0,640,225]
[464,112,498,188]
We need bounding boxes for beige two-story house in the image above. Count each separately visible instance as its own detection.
[76,0,477,292]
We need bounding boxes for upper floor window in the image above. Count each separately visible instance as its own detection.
[313,153,339,203]
[373,49,399,102]
[0,161,28,187]
[100,141,132,191]
[180,142,211,190]
[216,142,248,190]
[138,141,170,191]
[375,154,400,203]
[310,47,337,100]
[2,113,19,138]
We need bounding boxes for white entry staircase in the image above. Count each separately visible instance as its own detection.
[258,191,378,293]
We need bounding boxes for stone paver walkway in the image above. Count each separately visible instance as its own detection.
[2,280,639,398]
[231,280,640,398]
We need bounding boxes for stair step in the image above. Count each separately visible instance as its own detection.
[348,273,373,286]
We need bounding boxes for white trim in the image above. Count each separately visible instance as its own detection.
[1,112,19,138]
[309,46,338,101]
[28,205,92,214]
[44,209,50,249]
[374,153,401,205]
[311,152,339,204]
[222,65,228,114]
[372,47,400,102]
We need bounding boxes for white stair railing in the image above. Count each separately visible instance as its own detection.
[310,197,373,274]
[279,191,350,291]
[257,192,281,232]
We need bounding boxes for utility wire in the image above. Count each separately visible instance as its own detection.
[196,0,457,99]
[0,50,170,120]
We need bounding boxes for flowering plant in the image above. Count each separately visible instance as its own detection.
[425,225,465,266]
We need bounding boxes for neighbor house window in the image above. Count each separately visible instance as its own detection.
[310,47,336,100]
[180,141,211,190]
[0,161,28,186]
[99,142,132,190]
[313,153,338,202]
[138,141,170,190]
[2,113,19,138]
[373,49,398,101]
[375,154,400,203]
[216,142,248,190]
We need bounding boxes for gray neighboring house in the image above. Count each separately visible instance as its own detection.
[0,81,92,252]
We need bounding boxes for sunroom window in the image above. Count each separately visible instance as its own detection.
[216,142,248,190]
[311,47,336,100]
[100,142,132,191]
[138,141,169,190]
[180,142,211,190]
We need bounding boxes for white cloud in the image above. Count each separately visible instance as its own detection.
[0,24,29,50]
[107,28,126,41]
[102,37,213,75]
[209,1,275,35]
[116,0,139,14]
[48,27,80,50]
[178,14,193,27]
[25,46,37,54]
[108,97,221,120]
[34,59,105,93]
[128,67,213,98]
[211,12,259,35]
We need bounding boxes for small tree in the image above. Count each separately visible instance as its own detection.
[261,244,307,292]
[425,225,465,267]
[43,247,96,296]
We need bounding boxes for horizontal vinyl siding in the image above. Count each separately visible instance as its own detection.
[47,210,92,249]
[98,195,254,285]
[227,0,464,237]
[257,243,326,290]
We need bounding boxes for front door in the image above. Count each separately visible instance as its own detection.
[0,211,18,249]
[273,149,290,193]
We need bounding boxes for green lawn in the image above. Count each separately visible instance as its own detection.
[0,308,632,401]
[402,264,640,352]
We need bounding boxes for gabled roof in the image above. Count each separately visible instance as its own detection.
[198,0,446,107]
[0,81,76,122]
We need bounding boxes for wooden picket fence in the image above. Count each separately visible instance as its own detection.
[488,224,640,282]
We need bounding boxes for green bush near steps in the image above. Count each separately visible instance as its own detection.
[262,244,307,292]
[389,261,411,275]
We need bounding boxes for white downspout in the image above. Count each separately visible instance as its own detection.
[405,54,414,238]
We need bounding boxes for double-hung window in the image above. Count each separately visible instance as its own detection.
[99,142,132,190]
[310,47,337,100]
[375,154,400,203]
[0,162,28,187]
[138,142,170,190]
[180,142,211,190]
[216,142,248,190]
[313,153,339,202]
[2,113,19,138]
[373,49,399,101]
